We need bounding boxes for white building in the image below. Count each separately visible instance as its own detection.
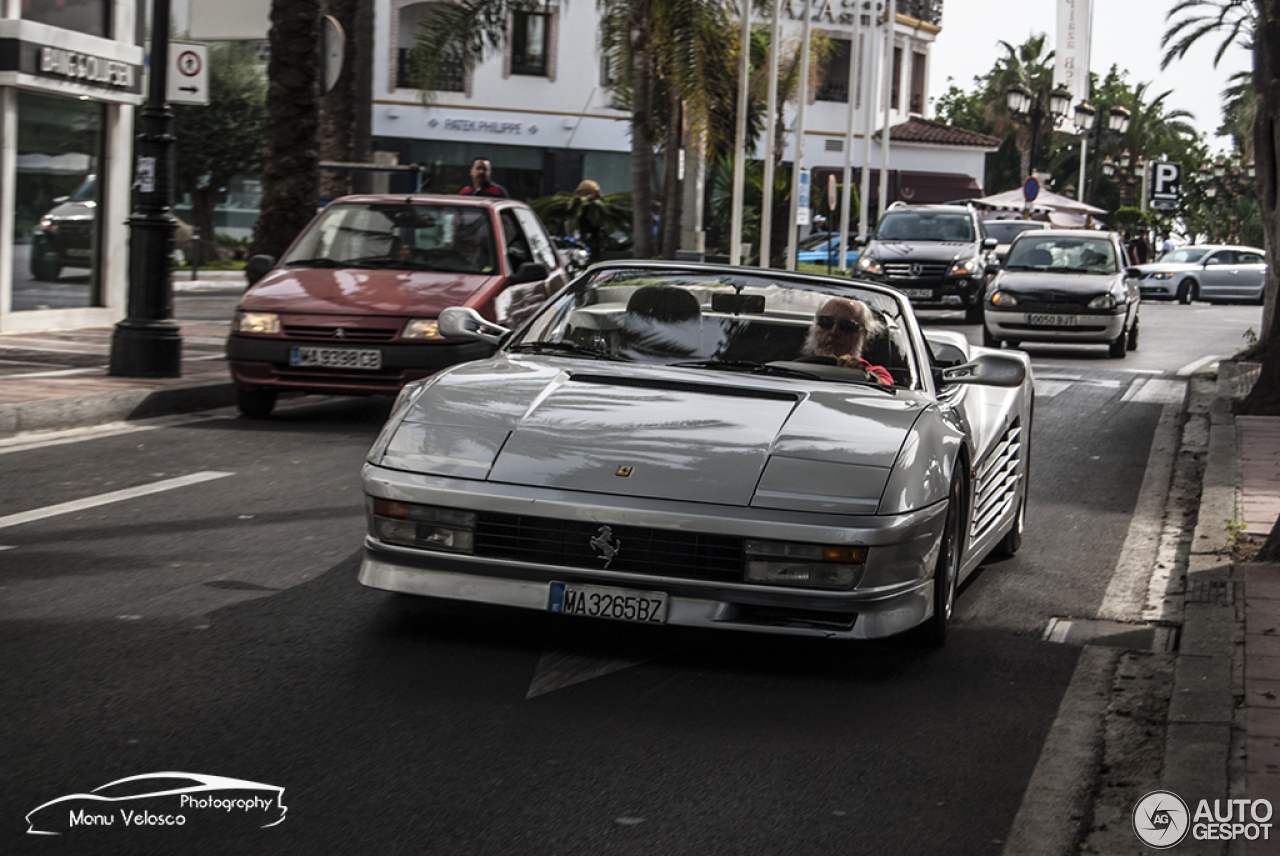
[0,0,143,333]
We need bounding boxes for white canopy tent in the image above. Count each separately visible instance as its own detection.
[968,188,1108,229]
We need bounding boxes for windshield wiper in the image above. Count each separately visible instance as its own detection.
[669,359,820,380]
[508,341,625,360]
[284,258,346,268]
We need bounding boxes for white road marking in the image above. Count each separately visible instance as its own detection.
[3,367,100,379]
[1033,380,1074,399]
[0,414,227,455]
[1097,400,1183,620]
[1131,378,1187,406]
[0,471,233,530]
[1177,355,1221,377]
[526,649,649,699]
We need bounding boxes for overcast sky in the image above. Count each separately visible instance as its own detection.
[928,0,1252,151]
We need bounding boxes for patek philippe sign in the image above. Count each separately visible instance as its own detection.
[431,117,534,136]
[1055,0,1092,103]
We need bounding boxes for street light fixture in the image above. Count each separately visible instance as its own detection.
[1076,102,1131,204]
[1005,81,1074,177]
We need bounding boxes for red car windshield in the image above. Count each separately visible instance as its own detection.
[283,203,497,274]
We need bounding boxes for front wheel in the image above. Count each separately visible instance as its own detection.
[1108,327,1127,358]
[1126,317,1139,351]
[31,252,60,282]
[982,325,1000,348]
[914,470,965,646]
[1177,279,1197,304]
[236,387,277,419]
[964,302,984,324]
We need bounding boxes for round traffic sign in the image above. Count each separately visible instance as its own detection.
[177,50,202,77]
[1023,176,1040,203]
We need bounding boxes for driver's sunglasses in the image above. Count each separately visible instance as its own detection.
[816,315,861,333]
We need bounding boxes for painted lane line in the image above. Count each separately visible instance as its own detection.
[1096,400,1183,620]
[526,649,649,699]
[0,471,233,531]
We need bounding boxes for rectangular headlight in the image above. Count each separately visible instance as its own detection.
[744,540,866,590]
[235,311,281,334]
[403,319,444,340]
[368,498,477,553]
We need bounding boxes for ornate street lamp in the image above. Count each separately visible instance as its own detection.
[1005,81,1073,177]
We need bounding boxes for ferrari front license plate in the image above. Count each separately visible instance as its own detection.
[903,289,934,299]
[289,346,382,370]
[547,581,668,624]
[1026,314,1078,327]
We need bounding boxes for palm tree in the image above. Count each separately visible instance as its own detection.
[983,35,1056,181]
[250,0,322,260]
[1162,0,1280,560]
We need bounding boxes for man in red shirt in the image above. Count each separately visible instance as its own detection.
[459,157,509,198]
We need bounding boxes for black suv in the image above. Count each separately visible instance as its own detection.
[855,203,997,323]
[30,174,97,282]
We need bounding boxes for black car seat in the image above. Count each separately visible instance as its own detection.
[620,285,702,359]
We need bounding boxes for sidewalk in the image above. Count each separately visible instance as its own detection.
[0,274,242,436]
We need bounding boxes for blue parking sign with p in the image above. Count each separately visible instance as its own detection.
[1150,161,1180,209]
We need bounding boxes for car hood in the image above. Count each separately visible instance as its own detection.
[378,358,927,508]
[867,241,975,263]
[43,200,95,223]
[238,267,498,316]
[995,270,1121,295]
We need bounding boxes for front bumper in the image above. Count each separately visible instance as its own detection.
[984,307,1126,344]
[1138,279,1177,299]
[875,275,983,308]
[227,335,494,395]
[358,464,949,640]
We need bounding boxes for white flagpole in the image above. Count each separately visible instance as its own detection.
[858,2,881,239]
[785,0,813,271]
[729,3,753,265]
[761,0,783,268]
[838,5,862,272]
[877,5,891,219]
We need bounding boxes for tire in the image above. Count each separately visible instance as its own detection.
[1005,340,1020,349]
[915,469,965,646]
[31,253,61,282]
[982,325,1000,348]
[1177,279,1197,304]
[964,302,984,324]
[236,387,277,419]
[1108,327,1127,358]
[1126,317,1139,351]
[991,494,1025,558]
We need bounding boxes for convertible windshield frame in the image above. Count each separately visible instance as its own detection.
[504,265,923,389]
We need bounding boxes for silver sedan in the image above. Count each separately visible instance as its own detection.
[1136,244,1266,304]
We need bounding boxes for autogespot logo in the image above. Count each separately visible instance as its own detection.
[1133,790,1190,849]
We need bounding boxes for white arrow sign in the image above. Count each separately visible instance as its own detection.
[167,41,209,106]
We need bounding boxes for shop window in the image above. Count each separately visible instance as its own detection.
[12,91,104,311]
[23,0,109,38]
[817,39,851,103]
[511,11,550,76]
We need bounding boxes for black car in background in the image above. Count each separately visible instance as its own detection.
[855,203,997,323]
[30,174,96,281]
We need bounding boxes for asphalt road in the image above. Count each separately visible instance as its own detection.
[0,299,1262,855]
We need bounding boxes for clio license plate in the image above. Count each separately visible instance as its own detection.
[547,581,668,624]
[1026,314,1078,327]
[289,346,382,370]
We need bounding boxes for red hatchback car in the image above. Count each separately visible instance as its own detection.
[227,194,568,417]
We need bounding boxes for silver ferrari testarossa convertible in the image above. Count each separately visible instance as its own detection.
[359,262,1033,644]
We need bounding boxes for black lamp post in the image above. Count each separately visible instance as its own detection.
[109,0,181,377]
[1199,152,1256,243]
[1076,102,1131,206]
[1005,81,1073,177]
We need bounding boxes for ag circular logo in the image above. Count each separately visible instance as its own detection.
[1133,790,1190,848]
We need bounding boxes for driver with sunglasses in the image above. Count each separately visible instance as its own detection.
[801,297,893,385]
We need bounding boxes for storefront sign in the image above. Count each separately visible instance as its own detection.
[780,0,860,27]
[439,118,527,135]
[0,38,144,95]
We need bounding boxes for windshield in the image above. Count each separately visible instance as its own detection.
[1006,235,1119,273]
[984,221,1045,243]
[1158,248,1210,264]
[508,268,919,388]
[282,202,497,273]
[874,211,974,242]
[69,175,96,203]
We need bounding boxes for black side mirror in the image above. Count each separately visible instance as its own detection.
[939,354,1027,388]
[1125,267,1142,278]
[246,254,275,287]
[508,261,548,285]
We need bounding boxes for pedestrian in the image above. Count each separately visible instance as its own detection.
[1159,230,1175,258]
[1131,232,1150,264]
[459,157,509,198]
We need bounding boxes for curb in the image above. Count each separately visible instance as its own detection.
[1160,364,1244,854]
[0,380,235,437]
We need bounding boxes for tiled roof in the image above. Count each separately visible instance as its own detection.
[888,117,1002,149]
